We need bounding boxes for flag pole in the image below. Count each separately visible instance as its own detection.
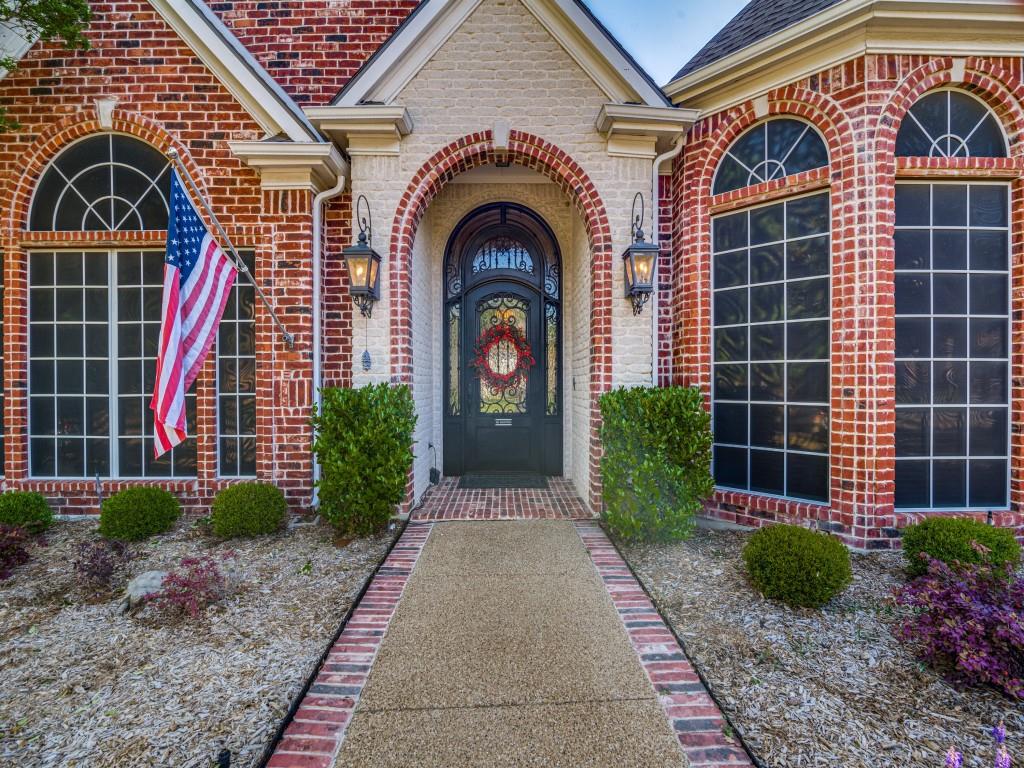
[166,149,295,350]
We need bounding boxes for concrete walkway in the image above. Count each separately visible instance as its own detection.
[267,518,753,768]
[333,521,685,767]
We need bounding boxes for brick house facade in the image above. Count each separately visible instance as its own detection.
[1,0,1021,547]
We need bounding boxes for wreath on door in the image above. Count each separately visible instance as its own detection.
[472,322,536,391]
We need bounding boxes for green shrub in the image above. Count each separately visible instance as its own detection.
[211,482,287,538]
[743,524,852,608]
[311,383,416,536]
[0,491,52,534]
[902,516,1020,578]
[599,386,714,542]
[99,487,180,541]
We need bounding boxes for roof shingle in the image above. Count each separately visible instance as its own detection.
[672,0,844,81]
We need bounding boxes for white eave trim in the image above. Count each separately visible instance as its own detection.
[595,103,698,157]
[332,0,668,108]
[0,23,35,78]
[228,141,349,191]
[304,105,413,155]
[664,0,1024,110]
[148,0,320,142]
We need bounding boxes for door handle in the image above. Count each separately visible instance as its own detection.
[494,418,512,426]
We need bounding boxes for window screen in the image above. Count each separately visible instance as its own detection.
[894,183,1010,509]
[711,193,831,502]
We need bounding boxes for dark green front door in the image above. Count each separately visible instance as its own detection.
[463,282,543,473]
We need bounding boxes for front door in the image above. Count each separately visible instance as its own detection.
[463,283,543,473]
[442,203,562,476]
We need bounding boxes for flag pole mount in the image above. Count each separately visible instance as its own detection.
[166,149,295,350]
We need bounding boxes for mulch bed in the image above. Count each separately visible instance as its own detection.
[0,518,396,768]
[620,527,1020,768]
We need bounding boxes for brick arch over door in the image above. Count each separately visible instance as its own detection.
[390,130,613,510]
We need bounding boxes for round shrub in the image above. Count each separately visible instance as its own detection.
[0,491,53,534]
[902,516,1020,578]
[211,482,286,538]
[99,487,180,541]
[743,524,852,608]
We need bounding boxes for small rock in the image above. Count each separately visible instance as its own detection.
[122,570,168,613]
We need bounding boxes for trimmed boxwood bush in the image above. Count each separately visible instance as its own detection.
[599,386,713,542]
[743,524,852,608]
[99,487,180,541]
[0,491,52,534]
[211,482,286,538]
[311,383,416,536]
[902,516,1020,578]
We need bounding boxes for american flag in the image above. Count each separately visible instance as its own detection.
[151,170,237,457]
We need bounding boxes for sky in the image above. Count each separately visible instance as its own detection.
[584,0,750,85]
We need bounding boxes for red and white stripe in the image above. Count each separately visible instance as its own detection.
[151,232,236,457]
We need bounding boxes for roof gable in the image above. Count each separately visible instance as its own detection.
[148,0,320,141]
[331,0,669,107]
[675,0,844,80]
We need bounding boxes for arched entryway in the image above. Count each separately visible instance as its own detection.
[442,203,562,477]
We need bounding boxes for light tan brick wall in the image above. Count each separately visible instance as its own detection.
[347,0,657,500]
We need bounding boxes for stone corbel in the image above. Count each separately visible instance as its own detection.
[228,140,349,193]
[595,103,698,159]
[304,105,413,156]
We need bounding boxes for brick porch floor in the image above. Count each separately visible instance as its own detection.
[410,476,592,520]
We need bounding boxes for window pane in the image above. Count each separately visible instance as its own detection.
[894,460,929,507]
[750,449,784,495]
[894,182,1010,509]
[786,453,828,503]
[218,251,257,476]
[713,403,747,445]
[713,445,746,489]
[711,193,830,501]
[897,92,1006,159]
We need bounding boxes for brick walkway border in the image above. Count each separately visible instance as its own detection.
[411,477,591,520]
[575,521,756,768]
[265,522,433,768]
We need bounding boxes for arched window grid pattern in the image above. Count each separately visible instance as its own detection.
[710,191,832,504]
[28,133,171,232]
[895,89,1008,159]
[713,117,830,196]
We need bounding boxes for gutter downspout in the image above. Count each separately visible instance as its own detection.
[650,135,685,386]
[312,174,347,505]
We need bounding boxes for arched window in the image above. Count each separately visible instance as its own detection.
[29,134,171,231]
[713,118,829,195]
[895,90,1007,159]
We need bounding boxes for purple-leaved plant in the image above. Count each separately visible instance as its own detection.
[946,746,963,768]
[895,557,1024,699]
[145,552,234,620]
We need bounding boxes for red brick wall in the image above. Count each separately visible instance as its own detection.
[669,54,1024,548]
[0,3,325,514]
[210,0,418,105]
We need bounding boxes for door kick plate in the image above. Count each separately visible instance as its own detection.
[494,418,512,426]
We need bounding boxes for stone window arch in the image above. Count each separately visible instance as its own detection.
[29,133,171,232]
[713,118,829,195]
[895,89,1008,159]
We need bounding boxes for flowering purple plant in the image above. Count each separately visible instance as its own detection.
[993,722,1007,745]
[996,746,1011,768]
[895,556,1024,699]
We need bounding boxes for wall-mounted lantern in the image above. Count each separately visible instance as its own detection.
[342,195,381,319]
[622,192,657,316]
